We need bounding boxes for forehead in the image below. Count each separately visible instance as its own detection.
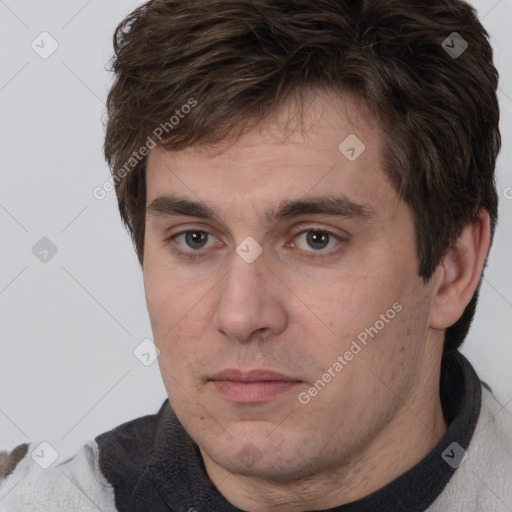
[145,92,398,222]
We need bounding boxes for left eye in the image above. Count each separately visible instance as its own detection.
[173,231,219,251]
[293,230,342,252]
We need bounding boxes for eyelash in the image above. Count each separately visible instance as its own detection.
[167,231,219,262]
[166,228,347,261]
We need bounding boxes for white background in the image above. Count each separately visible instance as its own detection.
[0,0,511,462]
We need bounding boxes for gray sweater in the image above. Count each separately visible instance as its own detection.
[1,351,511,511]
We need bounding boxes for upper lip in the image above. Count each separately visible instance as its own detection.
[210,369,301,382]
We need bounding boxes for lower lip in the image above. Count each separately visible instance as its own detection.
[212,380,300,403]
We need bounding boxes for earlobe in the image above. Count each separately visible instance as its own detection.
[429,209,491,330]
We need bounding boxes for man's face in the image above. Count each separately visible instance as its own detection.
[143,94,438,482]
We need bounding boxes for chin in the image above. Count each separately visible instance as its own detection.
[202,429,310,479]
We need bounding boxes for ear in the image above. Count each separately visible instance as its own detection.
[429,209,491,330]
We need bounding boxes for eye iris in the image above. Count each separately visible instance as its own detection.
[306,231,329,250]
[186,231,208,249]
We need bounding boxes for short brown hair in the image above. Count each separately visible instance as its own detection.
[103,0,500,351]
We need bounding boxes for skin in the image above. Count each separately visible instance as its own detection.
[142,92,491,511]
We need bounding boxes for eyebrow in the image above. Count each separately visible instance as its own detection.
[146,194,376,224]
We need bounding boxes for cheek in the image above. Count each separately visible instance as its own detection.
[296,271,395,343]
[297,266,425,388]
[144,256,197,332]
[153,312,207,405]
[143,271,172,336]
[144,270,213,371]
[147,288,206,355]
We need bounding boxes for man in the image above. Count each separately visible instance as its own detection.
[1,0,511,510]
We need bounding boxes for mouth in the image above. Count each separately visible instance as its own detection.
[209,369,302,403]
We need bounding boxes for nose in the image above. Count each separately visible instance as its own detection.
[212,248,288,342]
